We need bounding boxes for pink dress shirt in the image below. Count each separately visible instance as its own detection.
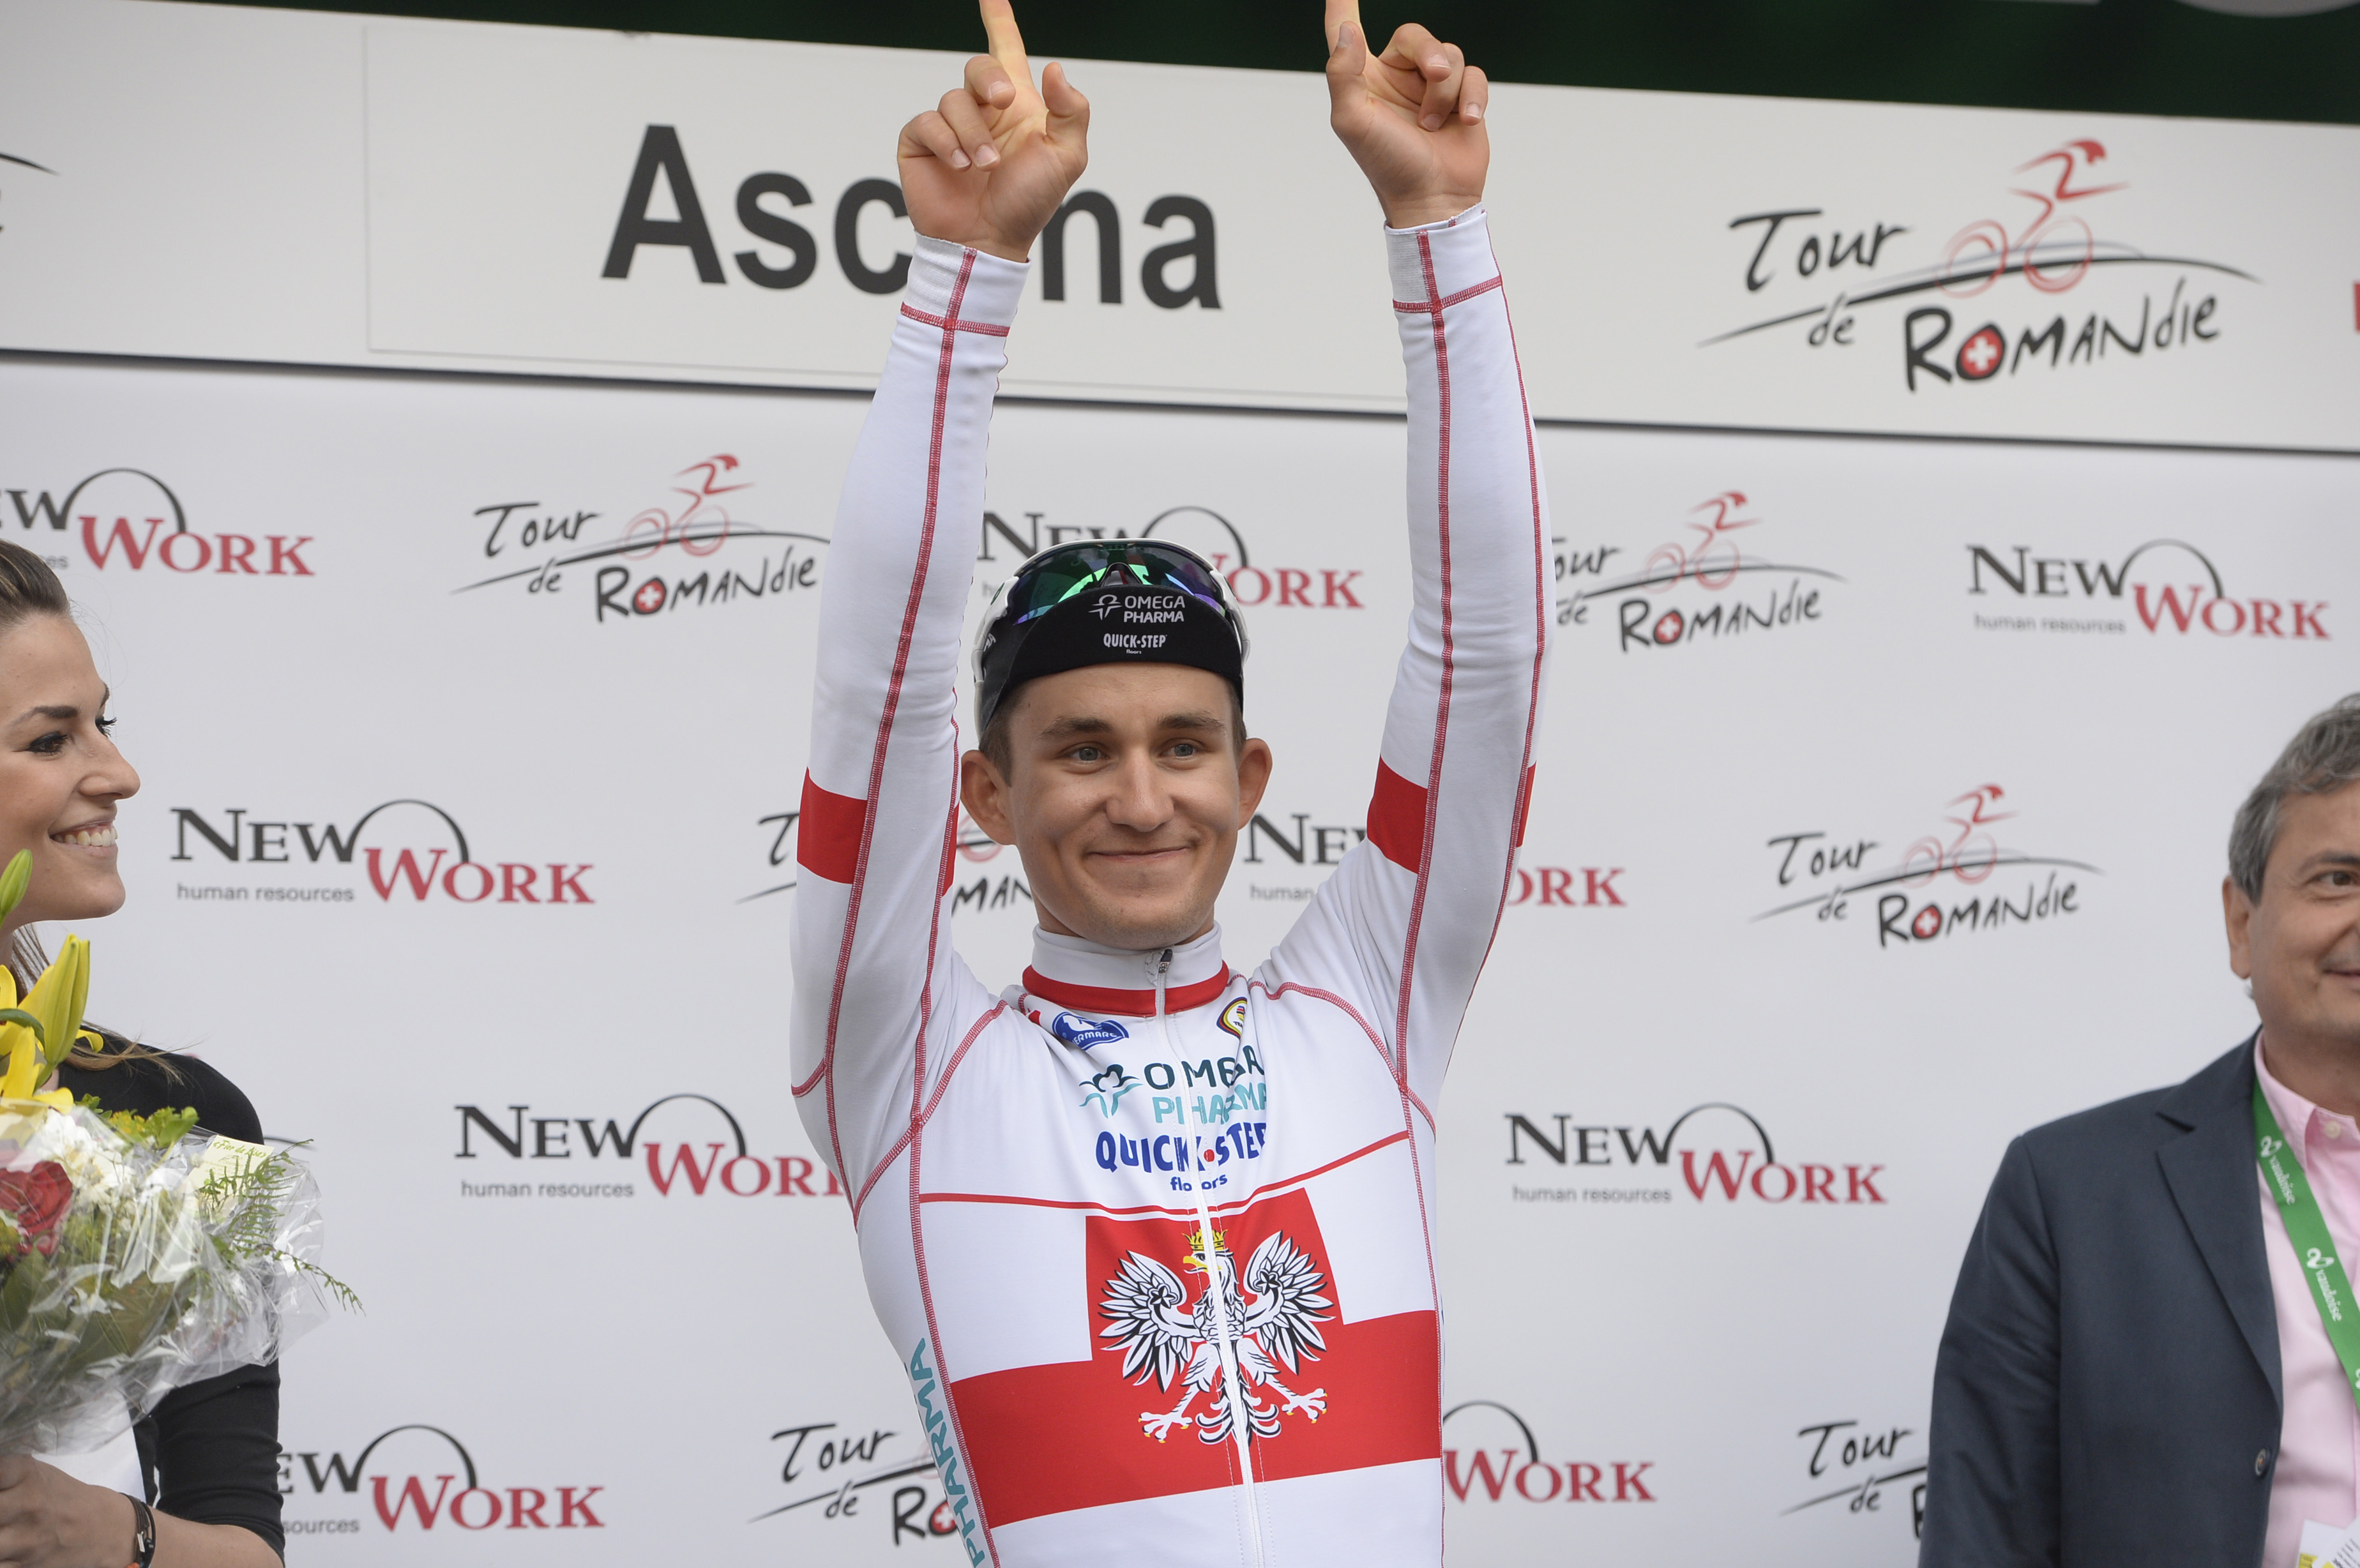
[2257,1039,2360,1567]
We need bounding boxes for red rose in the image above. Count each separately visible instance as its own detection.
[0,1161,72,1256]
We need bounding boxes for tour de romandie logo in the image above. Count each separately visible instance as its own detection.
[1702,139,2251,393]
[449,454,829,625]
[1755,783,2101,949]
[1552,489,1843,652]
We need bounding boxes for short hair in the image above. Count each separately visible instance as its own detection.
[2229,693,2360,903]
[979,679,1246,778]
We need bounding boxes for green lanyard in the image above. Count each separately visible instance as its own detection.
[2255,1080,2360,1402]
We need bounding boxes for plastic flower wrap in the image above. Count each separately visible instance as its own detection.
[0,852,353,1456]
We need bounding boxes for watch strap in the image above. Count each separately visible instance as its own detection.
[128,1495,156,1568]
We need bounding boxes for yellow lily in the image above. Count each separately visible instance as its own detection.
[0,1019,39,1101]
[24,936,89,1073]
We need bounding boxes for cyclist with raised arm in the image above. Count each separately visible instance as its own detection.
[790,4,1549,1562]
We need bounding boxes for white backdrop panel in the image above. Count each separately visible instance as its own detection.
[0,350,2348,1562]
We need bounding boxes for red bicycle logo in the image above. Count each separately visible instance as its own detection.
[1903,785,2016,886]
[1940,140,2126,299]
[1644,491,1760,593]
[623,454,749,561]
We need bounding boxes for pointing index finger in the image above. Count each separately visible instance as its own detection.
[1323,0,1363,51]
[980,0,1032,83]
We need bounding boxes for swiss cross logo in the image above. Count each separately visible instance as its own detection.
[945,1189,1439,1526]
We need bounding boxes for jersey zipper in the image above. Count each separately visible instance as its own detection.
[1156,947,1267,1568]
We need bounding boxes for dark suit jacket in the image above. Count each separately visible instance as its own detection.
[1921,1036,2284,1567]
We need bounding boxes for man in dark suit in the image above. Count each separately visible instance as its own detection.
[1923,693,2360,1568]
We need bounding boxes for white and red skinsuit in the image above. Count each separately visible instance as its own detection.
[792,207,1550,1567]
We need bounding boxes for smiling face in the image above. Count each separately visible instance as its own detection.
[2228,780,2360,1060]
[960,663,1271,953]
[0,615,139,938]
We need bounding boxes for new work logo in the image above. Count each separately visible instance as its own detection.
[454,1094,842,1202]
[1966,537,2327,641]
[1554,491,1844,652]
[1504,1102,1887,1208]
[1441,1401,1656,1507]
[3,468,316,577]
[976,506,1370,617]
[276,1423,603,1537]
[451,453,828,627]
[169,799,591,908]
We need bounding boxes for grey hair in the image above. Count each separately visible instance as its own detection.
[2229,693,2360,903]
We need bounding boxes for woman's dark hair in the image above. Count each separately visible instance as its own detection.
[0,541,172,1078]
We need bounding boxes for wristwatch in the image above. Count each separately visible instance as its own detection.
[127,1496,156,1568]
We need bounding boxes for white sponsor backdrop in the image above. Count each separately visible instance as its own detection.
[0,1,2356,1564]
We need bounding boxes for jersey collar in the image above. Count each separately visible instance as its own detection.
[1023,924,1230,1017]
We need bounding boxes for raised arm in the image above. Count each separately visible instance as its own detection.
[790,4,1089,1187]
[1267,6,1550,1113]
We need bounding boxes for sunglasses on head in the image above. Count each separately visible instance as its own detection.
[1000,540,1245,647]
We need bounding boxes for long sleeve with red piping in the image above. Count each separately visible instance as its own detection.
[790,237,1023,1191]
[1261,205,1552,1118]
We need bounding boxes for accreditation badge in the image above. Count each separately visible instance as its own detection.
[2297,1518,2358,1568]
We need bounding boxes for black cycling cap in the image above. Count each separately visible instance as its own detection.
[973,539,1248,736]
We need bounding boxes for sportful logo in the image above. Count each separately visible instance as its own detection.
[976,506,1369,614]
[1966,538,2327,641]
[1554,492,1843,651]
[1504,1102,1887,1207]
[169,800,589,907]
[1441,1401,1656,1506]
[1755,784,2100,947]
[1704,140,2251,393]
[2,468,315,577]
[453,1095,841,1200]
[276,1424,602,1536]
[451,454,828,624]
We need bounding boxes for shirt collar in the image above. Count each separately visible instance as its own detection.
[2255,1033,2360,1169]
[1022,924,1230,1017]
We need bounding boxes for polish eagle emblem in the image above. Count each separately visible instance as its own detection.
[1098,1227,1333,1444]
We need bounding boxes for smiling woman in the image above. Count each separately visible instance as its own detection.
[0,538,288,1568]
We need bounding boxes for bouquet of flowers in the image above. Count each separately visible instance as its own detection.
[0,851,351,1456]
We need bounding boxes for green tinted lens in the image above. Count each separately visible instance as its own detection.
[1008,544,1227,626]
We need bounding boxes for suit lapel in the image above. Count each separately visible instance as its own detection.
[2156,1037,2281,1410]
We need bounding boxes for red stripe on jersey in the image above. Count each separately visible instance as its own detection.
[1022,967,1232,1018]
[1366,759,1428,873]
[797,773,868,883]
[948,1189,1440,1526]
[1514,762,1536,847]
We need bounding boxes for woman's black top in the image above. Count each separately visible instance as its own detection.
[54,1048,287,1558]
